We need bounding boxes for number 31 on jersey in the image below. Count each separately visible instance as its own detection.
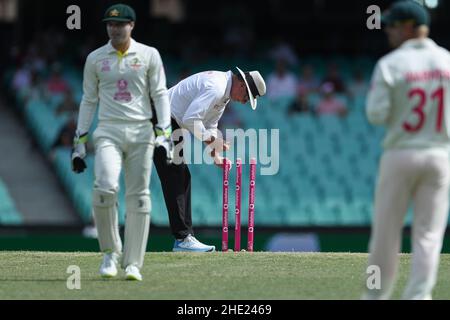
[403,87,445,133]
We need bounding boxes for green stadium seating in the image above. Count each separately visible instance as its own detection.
[0,179,23,225]
[25,98,68,153]
[17,56,445,229]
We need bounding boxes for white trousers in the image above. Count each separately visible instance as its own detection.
[364,148,450,300]
[92,120,155,269]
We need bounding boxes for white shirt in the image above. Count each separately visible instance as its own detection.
[266,72,298,99]
[168,70,232,141]
[77,38,171,133]
[366,38,450,150]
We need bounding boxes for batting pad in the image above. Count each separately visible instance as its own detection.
[92,189,122,255]
[122,195,151,269]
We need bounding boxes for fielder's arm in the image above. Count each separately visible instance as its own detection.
[366,61,393,125]
[76,53,99,135]
[148,48,173,162]
[148,48,171,130]
[72,53,99,173]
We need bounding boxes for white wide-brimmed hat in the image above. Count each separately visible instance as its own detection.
[235,67,266,110]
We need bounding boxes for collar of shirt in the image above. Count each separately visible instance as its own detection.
[400,37,437,50]
[106,38,138,55]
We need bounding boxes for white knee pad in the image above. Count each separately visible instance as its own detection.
[92,189,122,254]
[126,194,151,213]
[93,189,117,208]
[122,195,151,269]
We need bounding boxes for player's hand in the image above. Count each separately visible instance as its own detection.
[71,131,88,174]
[155,124,174,164]
[213,154,232,169]
[206,137,230,156]
[205,136,230,151]
[221,139,230,151]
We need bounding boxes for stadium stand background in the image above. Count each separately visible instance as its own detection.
[1,0,450,252]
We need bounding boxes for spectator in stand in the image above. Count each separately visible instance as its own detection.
[316,82,347,117]
[13,67,46,103]
[46,63,69,95]
[268,37,299,67]
[56,89,78,117]
[297,64,320,95]
[267,58,298,100]
[24,44,47,75]
[348,69,369,99]
[288,88,313,115]
[12,62,31,93]
[321,63,346,94]
[25,71,46,103]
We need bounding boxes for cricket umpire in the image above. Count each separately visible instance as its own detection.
[71,4,172,281]
[153,68,266,252]
[363,1,450,299]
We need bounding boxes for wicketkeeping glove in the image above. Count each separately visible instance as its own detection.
[71,130,88,174]
[155,124,174,164]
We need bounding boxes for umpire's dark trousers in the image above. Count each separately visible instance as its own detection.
[153,119,193,239]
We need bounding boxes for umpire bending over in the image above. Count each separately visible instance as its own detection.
[153,68,266,252]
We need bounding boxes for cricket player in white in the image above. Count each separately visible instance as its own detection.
[153,68,266,251]
[71,4,172,281]
[363,1,450,299]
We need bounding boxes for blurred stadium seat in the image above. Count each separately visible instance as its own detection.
[0,179,23,225]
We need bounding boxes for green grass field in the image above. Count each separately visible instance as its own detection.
[0,251,449,299]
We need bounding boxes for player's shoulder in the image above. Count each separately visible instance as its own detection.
[381,39,450,65]
[433,43,450,60]
[202,71,228,97]
[85,43,110,62]
[132,40,161,57]
[421,39,450,62]
[377,47,404,67]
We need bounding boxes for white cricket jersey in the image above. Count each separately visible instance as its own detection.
[168,70,232,141]
[366,38,450,150]
[77,38,171,134]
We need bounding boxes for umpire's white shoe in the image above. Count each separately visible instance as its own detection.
[173,234,216,252]
[125,265,142,281]
[99,252,120,278]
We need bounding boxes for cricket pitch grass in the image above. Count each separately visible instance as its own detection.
[1,251,449,300]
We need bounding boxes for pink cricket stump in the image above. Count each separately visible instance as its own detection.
[248,158,256,252]
[234,158,242,252]
[222,159,231,252]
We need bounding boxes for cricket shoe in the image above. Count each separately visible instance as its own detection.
[125,265,142,281]
[173,234,216,252]
[99,252,120,278]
